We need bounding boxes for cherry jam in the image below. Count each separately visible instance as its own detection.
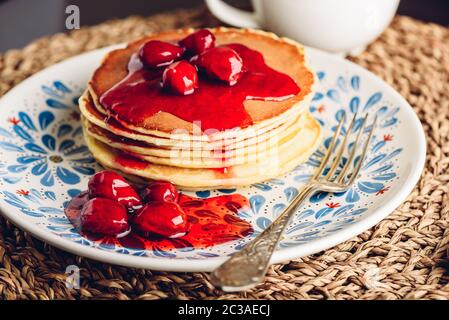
[65,192,253,251]
[100,44,300,132]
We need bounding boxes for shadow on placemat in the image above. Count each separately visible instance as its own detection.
[1,7,449,300]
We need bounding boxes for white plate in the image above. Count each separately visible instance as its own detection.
[0,46,425,272]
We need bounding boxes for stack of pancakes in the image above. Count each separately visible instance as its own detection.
[80,28,321,190]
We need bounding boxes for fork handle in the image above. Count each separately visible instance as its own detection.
[210,184,317,292]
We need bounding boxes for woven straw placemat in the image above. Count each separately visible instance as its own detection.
[1,7,449,300]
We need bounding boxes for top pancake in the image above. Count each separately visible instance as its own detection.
[89,27,315,136]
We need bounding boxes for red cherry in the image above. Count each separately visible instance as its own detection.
[79,198,129,236]
[179,29,216,55]
[191,46,245,86]
[132,201,188,238]
[139,40,185,68]
[88,171,142,211]
[141,181,179,203]
[162,61,199,95]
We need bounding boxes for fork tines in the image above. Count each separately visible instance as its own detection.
[315,110,378,187]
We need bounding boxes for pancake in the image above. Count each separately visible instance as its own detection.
[79,90,307,148]
[82,27,321,189]
[88,27,315,140]
[83,113,322,190]
[83,111,310,168]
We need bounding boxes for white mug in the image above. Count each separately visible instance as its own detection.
[205,0,400,55]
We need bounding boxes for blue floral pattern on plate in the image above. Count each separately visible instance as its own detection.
[0,70,404,260]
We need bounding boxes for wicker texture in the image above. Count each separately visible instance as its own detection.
[0,7,449,300]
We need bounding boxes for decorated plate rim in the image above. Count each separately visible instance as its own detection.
[0,45,426,272]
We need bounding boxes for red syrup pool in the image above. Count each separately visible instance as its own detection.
[65,191,253,252]
[100,43,300,132]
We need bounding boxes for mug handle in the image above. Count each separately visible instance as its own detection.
[205,0,261,28]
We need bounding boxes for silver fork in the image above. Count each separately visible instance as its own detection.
[210,110,377,292]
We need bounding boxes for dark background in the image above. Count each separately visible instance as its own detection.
[1,0,449,52]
